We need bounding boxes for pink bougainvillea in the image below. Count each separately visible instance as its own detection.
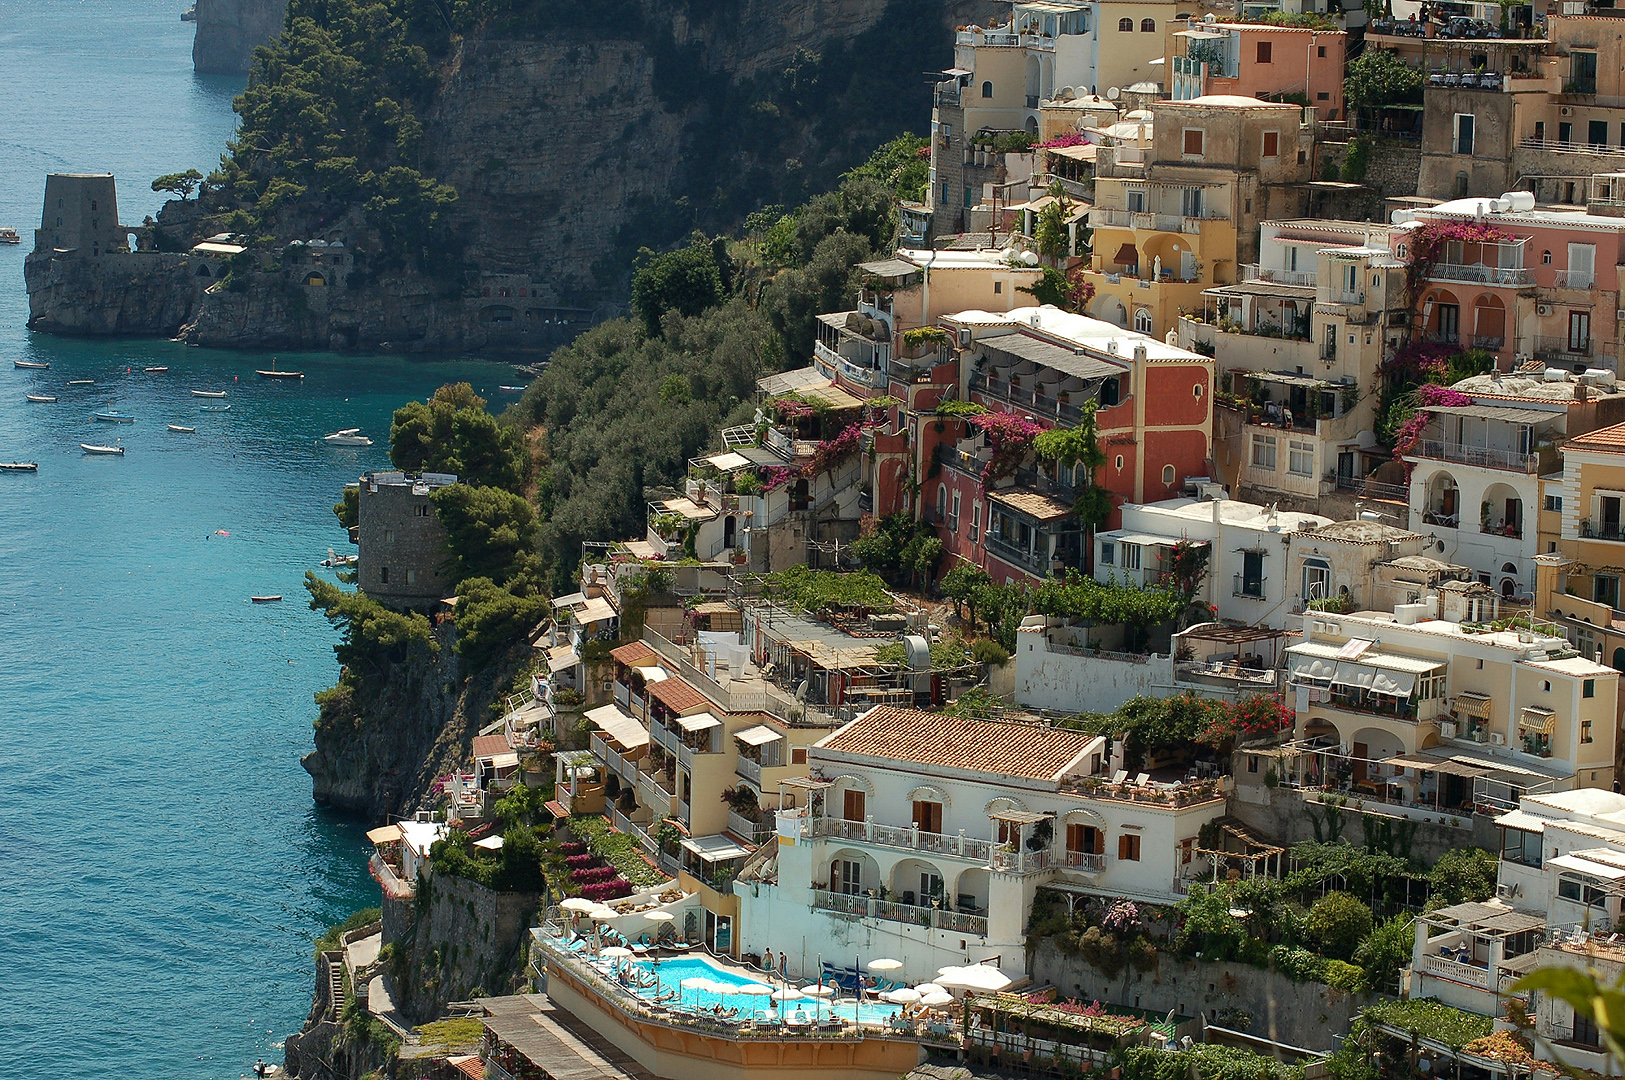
[761,466,801,493]
[1395,383,1473,457]
[768,396,814,421]
[968,410,1050,485]
[805,420,875,477]
[1037,131,1089,149]
[1416,384,1473,408]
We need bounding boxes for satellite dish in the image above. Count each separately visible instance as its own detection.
[1107,87,1121,99]
[1058,85,1075,99]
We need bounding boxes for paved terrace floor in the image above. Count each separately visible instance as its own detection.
[483,993,659,1080]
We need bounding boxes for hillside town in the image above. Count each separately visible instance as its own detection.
[296,1,1625,1078]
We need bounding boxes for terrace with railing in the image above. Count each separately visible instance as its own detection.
[1239,263,1317,287]
[1413,439,1538,472]
[967,371,1089,423]
[811,888,990,936]
[807,815,999,863]
[1425,262,1531,286]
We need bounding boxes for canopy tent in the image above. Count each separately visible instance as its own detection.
[366,824,402,845]
[734,724,784,747]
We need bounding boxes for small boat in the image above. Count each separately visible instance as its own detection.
[144,366,169,374]
[498,385,526,393]
[25,393,56,403]
[67,379,94,386]
[322,429,373,446]
[168,424,196,433]
[200,404,232,412]
[251,595,283,603]
[81,443,124,455]
[0,462,38,472]
[0,228,20,244]
[93,410,136,423]
[191,389,228,398]
[14,360,48,369]
[321,548,357,568]
[257,367,305,379]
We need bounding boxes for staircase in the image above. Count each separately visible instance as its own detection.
[325,953,347,1019]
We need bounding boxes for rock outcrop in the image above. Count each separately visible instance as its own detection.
[383,873,541,1022]
[23,251,202,336]
[192,0,288,76]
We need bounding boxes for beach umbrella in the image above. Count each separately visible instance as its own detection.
[799,983,835,996]
[681,977,714,990]
[560,897,596,913]
[736,983,772,1006]
[920,991,954,1008]
[935,965,1015,994]
[914,982,946,995]
[888,987,922,1004]
[866,957,903,973]
[588,906,620,920]
[644,910,675,922]
[602,946,633,958]
[771,988,804,1002]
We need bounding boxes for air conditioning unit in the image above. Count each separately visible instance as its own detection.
[1491,732,1506,745]
[1561,106,1574,117]
[1537,303,1553,317]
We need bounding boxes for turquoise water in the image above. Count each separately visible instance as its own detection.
[0,4,518,1077]
[625,956,900,1024]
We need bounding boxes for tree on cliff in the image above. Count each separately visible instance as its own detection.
[152,169,204,200]
[428,484,540,589]
[629,235,729,337]
[390,383,525,491]
[305,572,438,684]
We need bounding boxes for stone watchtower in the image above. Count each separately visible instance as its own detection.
[36,174,128,257]
[355,471,458,608]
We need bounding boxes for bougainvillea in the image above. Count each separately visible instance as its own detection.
[1402,220,1513,302]
[968,410,1049,484]
[1195,693,1294,750]
[1394,383,1474,457]
[805,420,878,477]
[761,466,800,493]
[768,396,814,421]
[1037,130,1089,149]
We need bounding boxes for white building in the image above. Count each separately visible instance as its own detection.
[736,706,1229,984]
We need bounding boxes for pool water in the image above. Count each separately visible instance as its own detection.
[618,954,902,1025]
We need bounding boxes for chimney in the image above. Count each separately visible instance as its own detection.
[1133,342,1148,363]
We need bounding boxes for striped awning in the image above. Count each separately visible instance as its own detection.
[1453,692,1492,718]
[1518,707,1556,735]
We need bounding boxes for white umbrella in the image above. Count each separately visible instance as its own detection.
[920,991,954,1008]
[560,897,596,913]
[887,987,922,1004]
[681,977,714,990]
[866,957,903,973]
[800,983,835,997]
[736,983,773,997]
[935,965,1015,993]
[602,946,633,958]
[588,906,620,921]
[914,982,946,995]
[771,988,804,1002]
[644,910,675,923]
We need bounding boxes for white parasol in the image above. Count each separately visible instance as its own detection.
[736,983,773,998]
[886,987,922,1004]
[560,897,596,913]
[920,991,954,1008]
[934,965,1015,993]
[643,910,676,923]
[771,988,805,1002]
[914,982,946,995]
[799,983,835,997]
[866,957,904,973]
[602,946,633,958]
[588,906,620,921]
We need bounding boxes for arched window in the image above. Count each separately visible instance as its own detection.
[1162,464,1176,486]
[937,484,948,522]
[981,80,994,98]
[1118,16,1133,31]
[1133,308,1153,333]
[1612,647,1625,672]
[1141,18,1157,31]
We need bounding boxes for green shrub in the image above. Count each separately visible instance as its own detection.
[1322,959,1368,994]
[1355,916,1416,995]
[971,639,1011,665]
[314,907,382,959]
[1270,944,1325,983]
[1306,891,1374,961]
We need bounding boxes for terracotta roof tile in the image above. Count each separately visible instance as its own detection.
[815,706,1097,781]
[472,734,511,759]
[451,1055,485,1080]
[610,640,658,665]
[648,677,714,714]
[1566,422,1625,454]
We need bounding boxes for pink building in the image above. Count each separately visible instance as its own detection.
[1169,20,1347,121]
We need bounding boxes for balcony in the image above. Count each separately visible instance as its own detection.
[1422,953,1493,990]
[1092,208,1224,235]
[985,533,1054,575]
[1064,851,1108,872]
[651,721,679,753]
[1232,574,1267,600]
[1471,335,1505,350]
[814,340,890,390]
[936,443,989,479]
[1519,136,1625,158]
[590,732,639,784]
[727,809,774,844]
[735,755,763,785]
[805,816,996,862]
[1241,263,1317,287]
[1580,520,1625,542]
[812,888,989,937]
[1554,270,1596,289]
[968,372,1086,423]
[1427,263,1531,286]
[1480,521,1523,540]
[1413,439,1537,472]
[636,769,676,815]
[1531,334,1592,361]
[1012,466,1079,500]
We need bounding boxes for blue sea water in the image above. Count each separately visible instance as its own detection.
[0,5,517,1077]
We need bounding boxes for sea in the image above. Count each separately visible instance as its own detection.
[0,4,517,1077]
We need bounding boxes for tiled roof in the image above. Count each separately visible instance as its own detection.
[1565,422,1625,454]
[450,1056,484,1080]
[816,706,1097,781]
[472,734,511,760]
[610,640,658,665]
[648,677,714,714]
[988,488,1074,523]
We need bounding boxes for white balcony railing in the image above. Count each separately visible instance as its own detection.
[735,756,763,785]
[1413,439,1537,472]
[811,888,990,937]
[727,809,774,844]
[1065,851,1109,872]
[805,816,996,862]
[1422,954,1493,989]
[1428,263,1530,286]
[1242,263,1318,287]
[1555,270,1596,289]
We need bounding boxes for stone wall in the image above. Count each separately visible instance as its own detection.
[193,0,288,76]
[383,871,541,1024]
[1030,947,1372,1052]
[356,479,453,609]
[1228,778,1500,865]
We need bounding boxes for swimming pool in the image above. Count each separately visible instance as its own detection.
[611,954,902,1025]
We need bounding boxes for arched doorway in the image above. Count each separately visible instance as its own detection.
[1091,294,1128,328]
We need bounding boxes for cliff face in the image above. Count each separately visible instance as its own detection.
[23,251,202,336]
[301,623,474,820]
[31,0,980,352]
[192,0,288,76]
[382,874,540,1022]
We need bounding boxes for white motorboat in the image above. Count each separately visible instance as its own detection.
[191,389,228,398]
[25,393,56,403]
[168,424,196,433]
[81,443,124,455]
[322,429,373,446]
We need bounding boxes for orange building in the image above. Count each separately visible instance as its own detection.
[1169,19,1347,121]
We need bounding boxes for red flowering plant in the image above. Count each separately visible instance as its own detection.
[968,410,1050,485]
[1394,383,1474,457]
[761,466,801,493]
[1196,693,1293,751]
[1403,220,1513,302]
[768,396,815,422]
[805,420,878,477]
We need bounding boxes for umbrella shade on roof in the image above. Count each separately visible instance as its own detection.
[888,987,923,1003]
[914,982,947,995]
[936,965,1016,992]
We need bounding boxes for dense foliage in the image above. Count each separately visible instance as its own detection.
[851,512,943,589]
[390,383,525,490]
[430,485,540,588]
[306,572,438,681]
[429,825,550,892]
[763,565,893,615]
[453,576,549,670]
[1344,48,1424,111]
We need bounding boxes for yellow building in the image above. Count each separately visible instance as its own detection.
[1082,95,1311,338]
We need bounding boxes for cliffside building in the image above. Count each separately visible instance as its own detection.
[34,173,129,257]
[1168,20,1347,121]
[355,470,457,608]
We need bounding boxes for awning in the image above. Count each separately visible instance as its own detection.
[1288,651,1338,683]
[1453,692,1492,718]
[734,724,784,747]
[681,834,750,862]
[490,752,520,769]
[1549,854,1625,881]
[705,452,751,471]
[981,332,1121,381]
[586,704,649,749]
[474,835,505,851]
[1381,754,1491,778]
[942,67,973,77]
[577,596,617,624]
[675,711,722,733]
[1494,809,1547,833]
[989,809,1052,824]
[1113,242,1138,263]
[367,824,402,845]
[1246,370,1335,389]
[1519,707,1556,735]
[548,646,581,673]
[758,365,828,396]
[623,540,661,560]
[859,257,921,278]
[1330,662,1416,697]
[1423,404,1560,426]
[1102,531,1187,548]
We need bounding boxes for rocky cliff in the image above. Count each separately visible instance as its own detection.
[24,250,201,336]
[192,0,287,76]
[30,0,981,352]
